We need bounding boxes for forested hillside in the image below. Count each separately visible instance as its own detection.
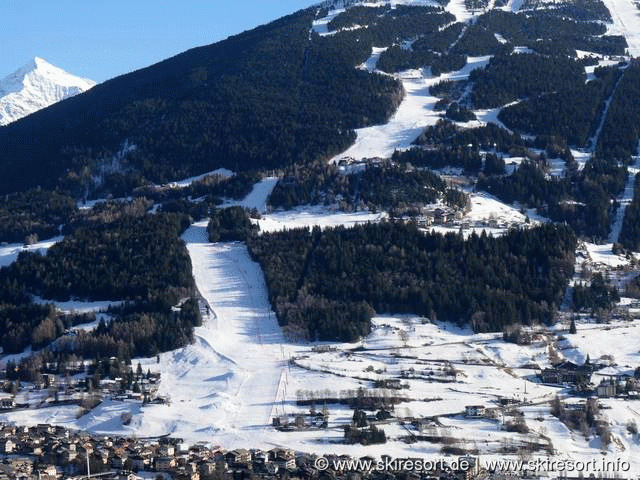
[0,213,200,358]
[248,222,576,341]
[0,8,404,198]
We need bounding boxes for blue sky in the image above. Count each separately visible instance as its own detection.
[0,0,319,83]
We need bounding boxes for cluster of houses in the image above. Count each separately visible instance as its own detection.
[539,360,595,387]
[0,423,508,480]
[595,375,640,399]
[0,365,164,414]
[271,412,328,431]
[0,423,301,480]
[539,360,640,398]
[415,207,464,228]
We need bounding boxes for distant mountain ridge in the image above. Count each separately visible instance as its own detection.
[0,57,95,126]
[0,9,403,198]
[0,0,631,200]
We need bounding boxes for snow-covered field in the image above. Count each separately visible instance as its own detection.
[223,176,278,213]
[165,167,234,188]
[129,222,288,447]
[256,206,387,233]
[3,202,640,470]
[0,236,63,268]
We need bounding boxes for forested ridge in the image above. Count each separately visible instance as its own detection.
[268,161,468,212]
[619,173,640,250]
[248,222,576,341]
[469,53,586,109]
[0,189,77,244]
[498,65,622,147]
[478,160,626,240]
[1,0,640,368]
[596,64,640,163]
[0,213,201,358]
[0,8,404,198]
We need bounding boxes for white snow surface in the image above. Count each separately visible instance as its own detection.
[0,57,95,126]
[165,168,235,188]
[601,0,640,56]
[124,223,288,447]
[311,8,345,35]
[331,56,491,163]
[0,236,63,268]
[222,177,278,214]
[257,206,386,233]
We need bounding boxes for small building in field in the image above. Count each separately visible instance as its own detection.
[464,405,486,418]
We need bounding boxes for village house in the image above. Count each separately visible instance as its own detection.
[0,396,14,410]
[111,452,129,469]
[271,449,296,470]
[37,465,58,479]
[158,443,175,456]
[118,471,142,480]
[155,455,177,471]
[464,405,486,418]
[129,454,149,472]
[199,460,223,479]
[0,438,15,454]
[597,378,617,398]
[36,424,54,435]
[540,360,594,385]
[226,448,251,467]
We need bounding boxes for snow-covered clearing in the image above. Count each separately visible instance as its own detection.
[358,46,388,72]
[561,320,640,372]
[165,168,234,188]
[445,0,480,23]
[471,104,513,132]
[0,236,63,268]
[585,58,621,82]
[570,148,592,171]
[0,400,144,438]
[311,8,345,35]
[256,206,386,233]
[466,191,527,224]
[505,0,524,12]
[584,242,630,268]
[222,176,278,214]
[331,56,491,162]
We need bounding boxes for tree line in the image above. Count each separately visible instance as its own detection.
[248,222,576,341]
[0,8,403,199]
[0,213,201,361]
[268,161,468,213]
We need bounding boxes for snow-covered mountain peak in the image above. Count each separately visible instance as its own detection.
[0,57,96,126]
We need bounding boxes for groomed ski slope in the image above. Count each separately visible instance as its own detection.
[331,56,491,162]
[609,147,640,243]
[601,0,640,56]
[132,222,288,448]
